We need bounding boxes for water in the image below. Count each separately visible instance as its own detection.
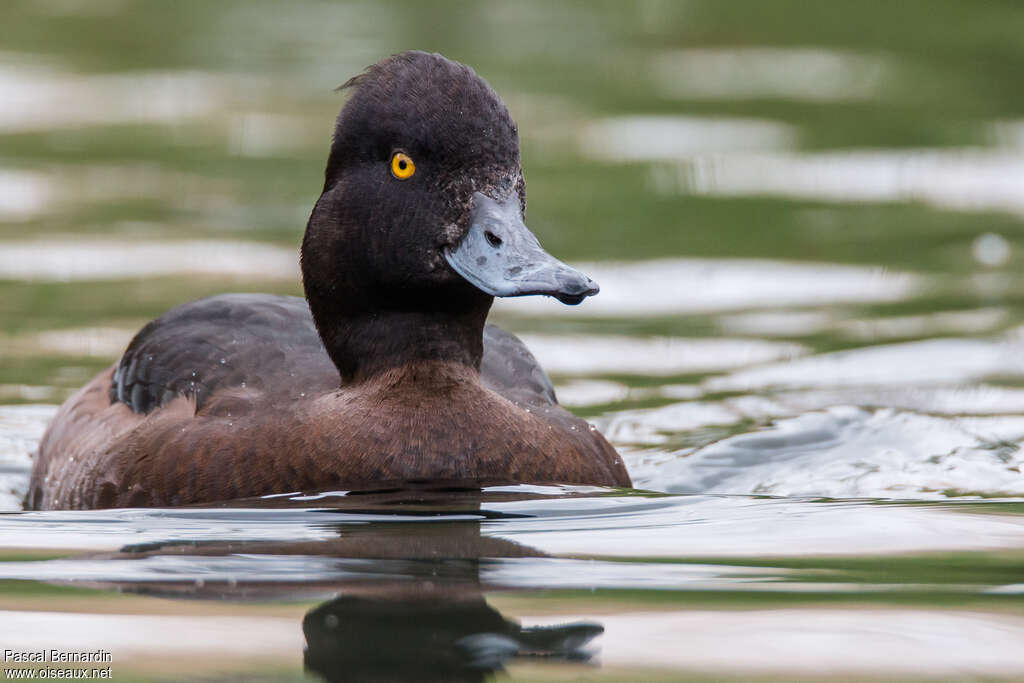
[4,0,1024,680]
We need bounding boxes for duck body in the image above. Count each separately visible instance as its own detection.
[28,52,631,509]
[30,294,627,508]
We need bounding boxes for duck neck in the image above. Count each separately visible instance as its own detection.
[301,187,495,385]
[312,304,492,385]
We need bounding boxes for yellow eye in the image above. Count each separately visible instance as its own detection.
[390,152,415,180]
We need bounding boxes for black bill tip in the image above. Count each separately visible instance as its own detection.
[552,273,599,305]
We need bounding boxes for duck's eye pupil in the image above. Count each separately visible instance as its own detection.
[398,160,407,170]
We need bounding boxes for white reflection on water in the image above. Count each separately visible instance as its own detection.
[579,115,795,161]
[496,258,918,317]
[721,306,1008,341]
[718,310,834,337]
[0,405,54,510]
[706,336,1024,392]
[990,120,1024,149]
[520,334,806,376]
[552,379,632,407]
[0,66,239,132]
[973,232,1012,267]
[581,114,1024,218]
[660,149,1024,217]
[31,327,134,358]
[835,307,1007,340]
[651,48,887,102]
[627,406,1024,498]
[1,164,242,221]
[775,384,1024,417]
[603,402,742,445]
[602,376,1024,498]
[0,239,298,281]
[527,609,1024,678]
[0,170,51,220]
[226,112,320,158]
[0,385,59,402]
[483,494,1024,556]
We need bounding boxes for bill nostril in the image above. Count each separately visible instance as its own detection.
[484,230,502,248]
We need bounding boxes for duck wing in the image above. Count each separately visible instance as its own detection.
[481,324,557,405]
[110,293,337,414]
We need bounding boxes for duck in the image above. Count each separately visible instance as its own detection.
[27,51,632,510]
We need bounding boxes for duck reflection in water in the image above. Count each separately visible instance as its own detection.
[304,595,601,683]
[98,490,605,681]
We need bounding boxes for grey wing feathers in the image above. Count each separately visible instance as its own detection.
[481,324,558,405]
[110,294,332,413]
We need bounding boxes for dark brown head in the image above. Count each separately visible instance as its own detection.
[301,52,598,376]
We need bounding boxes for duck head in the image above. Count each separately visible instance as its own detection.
[302,52,597,379]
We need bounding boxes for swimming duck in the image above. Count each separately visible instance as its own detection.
[27,51,631,510]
